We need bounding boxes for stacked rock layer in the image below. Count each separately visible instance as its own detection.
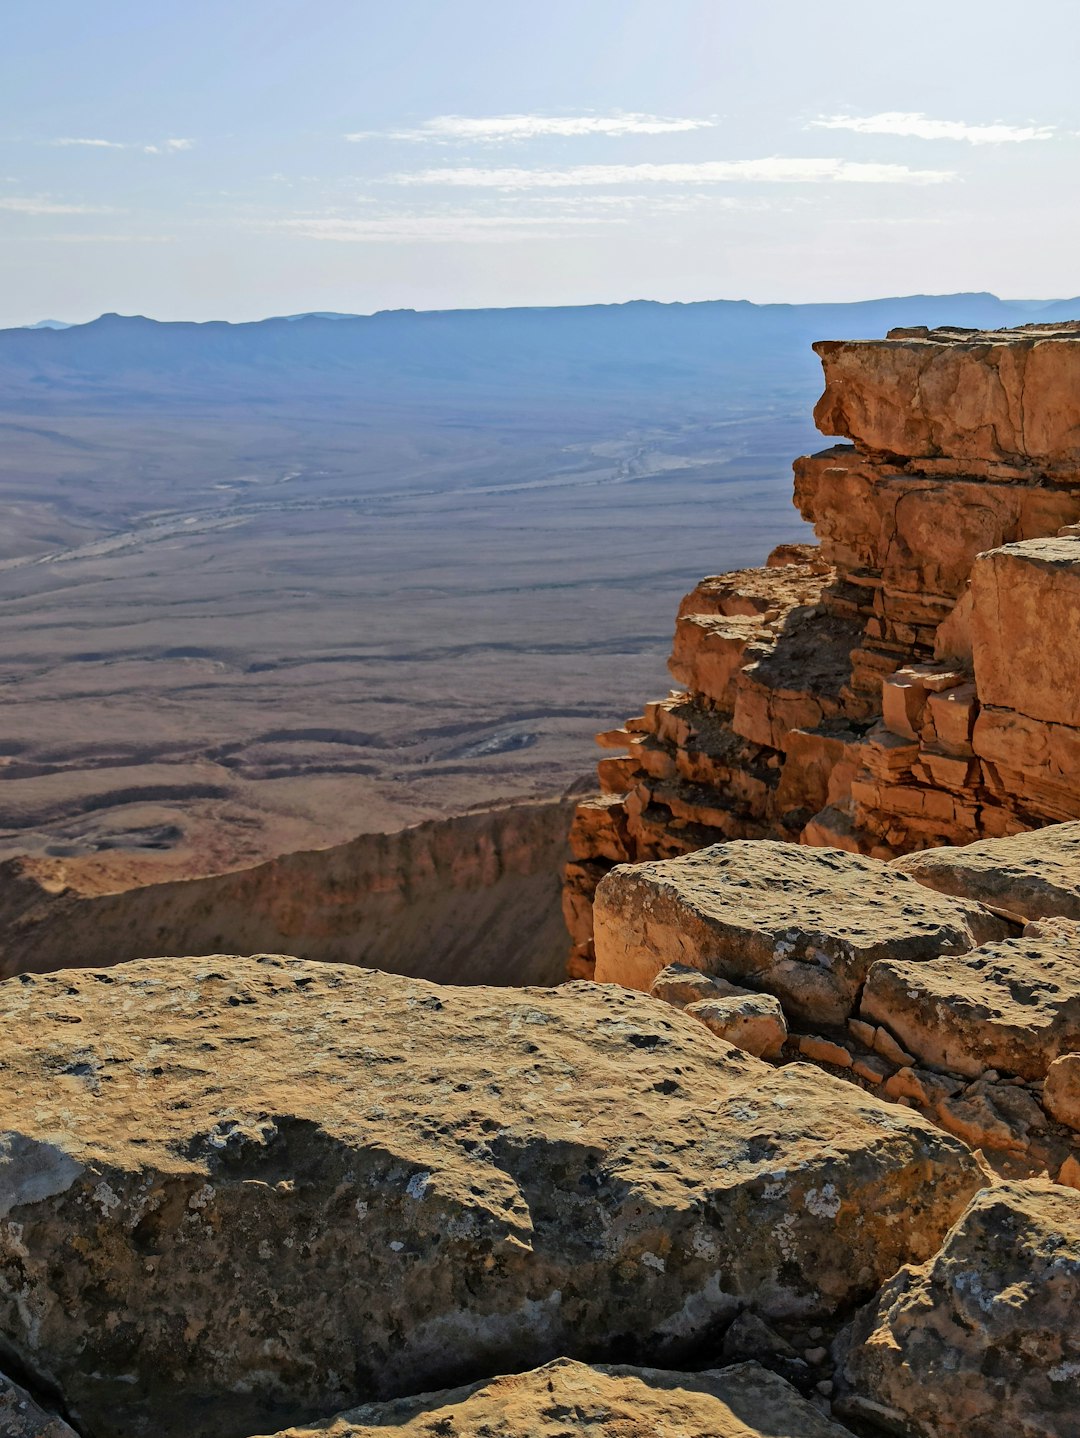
[565,322,1080,980]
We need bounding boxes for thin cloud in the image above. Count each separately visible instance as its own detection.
[274,212,629,243]
[810,112,1053,144]
[391,158,955,189]
[0,196,114,215]
[53,137,195,154]
[346,112,716,143]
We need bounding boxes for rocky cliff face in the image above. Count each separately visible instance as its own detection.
[0,797,574,985]
[5,321,1080,1438]
[565,323,1080,981]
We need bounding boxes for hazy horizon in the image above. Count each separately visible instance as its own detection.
[2,0,1078,328]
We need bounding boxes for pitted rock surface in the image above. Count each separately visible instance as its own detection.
[0,954,981,1438]
[861,936,1080,1080]
[893,822,1080,920]
[593,841,1005,1025]
[841,1180,1080,1438]
[255,1358,849,1437]
[0,1371,77,1438]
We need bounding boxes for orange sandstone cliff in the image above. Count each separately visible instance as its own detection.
[565,321,1080,982]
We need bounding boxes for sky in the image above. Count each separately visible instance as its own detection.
[2,0,1078,325]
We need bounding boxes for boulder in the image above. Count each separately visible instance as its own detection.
[813,326,1080,471]
[593,841,1005,1026]
[860,937,1080,1080]
[683,993,788,1059]
[1043,1053,1080,1131]
[841,1180,1080,1438]
[970,539,1080,727]
[255,1358,850,1438]
[0,1372,77,1438]
[0,955,982,1438]
[892,822,1080,920]
[648,962,753,1007]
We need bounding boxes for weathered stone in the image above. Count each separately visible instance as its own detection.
[568,794,632,864]
[684,993,787,1059]
[0,1372,77,1438]
[678,564,829,621]
[798,1036,852,1069]
[935,1078,1047,1155]
[841,1181,1080,1438]
[0,955,982,1438]
[861,937,1080,1080]
[1043,1053,1080,1132]
[258,1359,852,1438]
[648,962,752,1008]
[814,325,1080,471]
[593,841,1004,1026]
[971,538,1080,727]
[893,821,1080,920]
[669,614,772,709]
[881,672,927,740]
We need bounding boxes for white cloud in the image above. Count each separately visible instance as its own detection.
[346,112,716,143]
[274,212,629,243]
[53,136,195,154]
[810,112,1054,145]
[0,196,113,215]
[391,158,955,189]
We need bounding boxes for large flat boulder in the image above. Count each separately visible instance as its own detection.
[892,822,1080,920]
[593,841,1005,1025]
[970,539,1080,727]
[0,955,982,1438]
[255,1359,849,1437]
[861,936,1080,1080]
[841,1181,1080,1438]
[813,326,1080,471]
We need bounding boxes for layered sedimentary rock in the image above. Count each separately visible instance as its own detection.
[256,1359,850,1438]
[840,1181,1080,1438]
[565,323,1080,978]
[593,836,1080,1178]
[0,797,574,984]
[0,954,981,1438]
[592,840,1005,1025]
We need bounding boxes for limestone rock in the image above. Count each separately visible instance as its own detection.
[970,538,1080,727]
[1043,1053,1080,1131]
[593,841,1004,1026]
[893,822,1080,920]
[684,993,788,1059]
[841,1180,1080,1438]
[256,1359,851,1438]
[0,955,982,1438]
[813,325,1080,471]
[0,1373,77,1438]
[648,962,752,1007]
[860,937,1080,1080]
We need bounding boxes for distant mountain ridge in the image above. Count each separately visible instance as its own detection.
[1,292,1077,418]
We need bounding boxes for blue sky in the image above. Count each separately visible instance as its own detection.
[2,0,1078,324]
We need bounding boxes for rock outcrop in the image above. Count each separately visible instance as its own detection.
[0,1372,77,1438]
[593,835,1080,1177]
[0,954,981,1438]
[593,840,1005,1025]
[255,1358,850,1438]
[0,796,574,984]
[565,323,1080,980]
[840,1180,1080,1438]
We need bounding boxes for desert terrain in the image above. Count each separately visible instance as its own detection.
[3,294,1075,887]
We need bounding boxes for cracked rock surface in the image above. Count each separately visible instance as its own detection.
[254,1358,849,1438]
[840,1180,1080,1438]
[0,954,981,1438]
